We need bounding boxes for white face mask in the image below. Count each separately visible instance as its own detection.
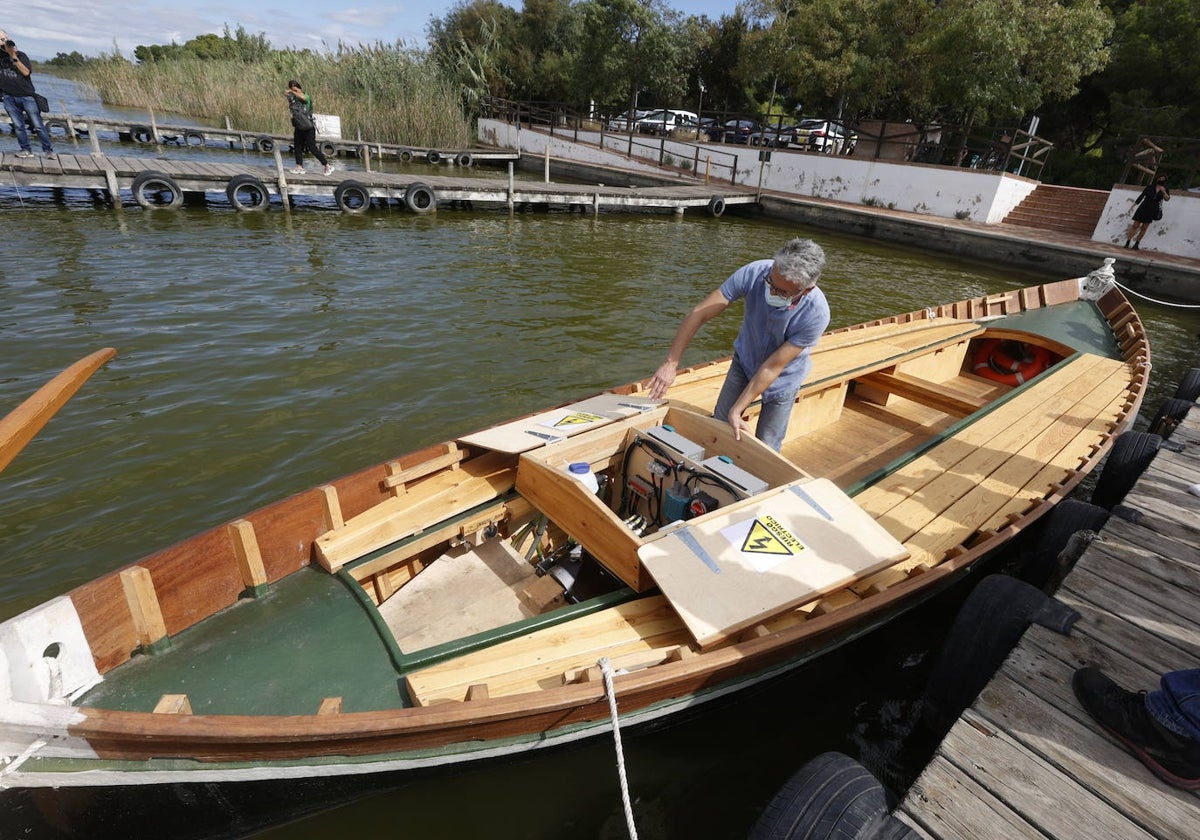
[764,284,796,309]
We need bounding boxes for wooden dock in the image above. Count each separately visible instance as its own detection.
[5,110,514,167]
[0,149,755,215]
[896,410,1200,838]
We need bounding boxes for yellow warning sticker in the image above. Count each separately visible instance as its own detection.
[553,411,607,427]
[740,515,806,556]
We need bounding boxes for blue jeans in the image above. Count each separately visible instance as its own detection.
[713,357,796,451]
[1147,668,1200,741]
[3,94,53,153]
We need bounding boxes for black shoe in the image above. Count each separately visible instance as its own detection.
[1073,667,1200,790]
[1123,240,1130,249]
[1133,242,1140,250]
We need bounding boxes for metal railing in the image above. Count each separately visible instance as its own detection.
[481,98,743,185]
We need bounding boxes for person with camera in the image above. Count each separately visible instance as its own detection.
[0,29,54,159]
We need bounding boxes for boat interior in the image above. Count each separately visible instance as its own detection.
[67,284,1146,721]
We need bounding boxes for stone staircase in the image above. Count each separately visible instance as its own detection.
[1001,184,1109,237]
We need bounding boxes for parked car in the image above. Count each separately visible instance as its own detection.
[607,108,651,132]
[749,125,797,147]
[796,119,856,154]
[636,109,700,136]
[707,119,760,144]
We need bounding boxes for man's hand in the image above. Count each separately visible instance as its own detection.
[727,409,752,441]
[647,361,677,400]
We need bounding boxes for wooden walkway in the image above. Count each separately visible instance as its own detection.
[897,410,1200,838]
[0,149,755,215]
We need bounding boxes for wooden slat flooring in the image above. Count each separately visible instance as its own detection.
[898,408,1200,839]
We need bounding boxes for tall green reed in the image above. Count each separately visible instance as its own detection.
[65,43,471,147]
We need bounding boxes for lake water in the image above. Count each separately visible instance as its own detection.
[4,78,1200,839]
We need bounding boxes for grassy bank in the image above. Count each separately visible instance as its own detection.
[63,45,471,147]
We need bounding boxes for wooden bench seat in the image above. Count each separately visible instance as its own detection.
[856,370,987,417]
[664,318,984,416]
[404,595,693,706]
[852,352,1134,585]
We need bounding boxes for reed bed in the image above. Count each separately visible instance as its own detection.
[67,44,471,148]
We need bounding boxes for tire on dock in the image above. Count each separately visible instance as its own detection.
[45,120,70,138]
[131,171,184,210]
[130,125,154,143]
[1090,430,1161,510]
[320,142,337,157]
[1147,397,1192,439]
[400,149,414,163]
[748,751,916,840]
[184,130,205,147]
[707,195,726,217]
[404,182,437,215]
[455,152,473,167]
[225,174,271,212]
[1173,368,1200,401]
[426,150,441,164]
[334,180,371,213]
[255,135,276,153]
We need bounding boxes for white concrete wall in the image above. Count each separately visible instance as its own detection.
[479,118,1038,225]
[1092,184,1200,258]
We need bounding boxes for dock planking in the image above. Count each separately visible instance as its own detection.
[1,150,755,215]
[897,408,1200,839]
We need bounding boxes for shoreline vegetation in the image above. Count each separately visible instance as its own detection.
[52,42,472,148]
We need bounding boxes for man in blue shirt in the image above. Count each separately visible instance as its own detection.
[647,238,831,450]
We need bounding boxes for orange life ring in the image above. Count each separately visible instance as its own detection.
[972,339,1052,386]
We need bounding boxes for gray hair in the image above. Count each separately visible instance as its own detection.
[772,238,825,290]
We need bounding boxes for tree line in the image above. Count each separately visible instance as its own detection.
[44,3,1199,187]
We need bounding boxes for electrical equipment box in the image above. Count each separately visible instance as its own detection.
[700,455,768,497]
[644,425,705,461]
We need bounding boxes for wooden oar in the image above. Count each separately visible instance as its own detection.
[0,348,117,474]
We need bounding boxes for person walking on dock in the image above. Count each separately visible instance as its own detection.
[646,237,831,451]
[0,30,54,160]
[285,80,332,177]
[1124,174,1170,249]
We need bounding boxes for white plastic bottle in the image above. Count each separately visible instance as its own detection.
[567,462,599,494]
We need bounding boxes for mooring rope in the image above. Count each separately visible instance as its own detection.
[0,738,47,787]
[599,656,639,840]
[1113,278,1200,309]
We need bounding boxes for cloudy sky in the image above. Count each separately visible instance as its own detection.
[7,0,736,61]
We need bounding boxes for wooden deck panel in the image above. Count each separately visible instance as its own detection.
[664,319,981,415]
[898,410,1200,839]
[404,595,691,706]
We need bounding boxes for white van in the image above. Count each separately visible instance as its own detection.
[635,109,700,136]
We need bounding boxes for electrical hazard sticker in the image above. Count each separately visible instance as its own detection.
[553,411,606,427]
[537,409,608,431]
[722,515,807,572]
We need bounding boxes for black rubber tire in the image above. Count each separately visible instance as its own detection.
[1020,499,1109,590]
[183,130,205,147]
[708,196,726,217]
[426,149,441,164]
[1148,397,1192,439]
[45,119,69,137]
[920,575,1075,736]
[404,182,437,214]
[1091,430,1162,510]
[130,170,184,209]
[225,174,270,212]
[130,124,154,143]
[748,752,891,840]
[1173,368,1200,402]
[333,180,371,213]
[399,149,413,163]
[455,152,473,167]
[255,135,276,153]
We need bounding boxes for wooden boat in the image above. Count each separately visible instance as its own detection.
[0,261,1148,802]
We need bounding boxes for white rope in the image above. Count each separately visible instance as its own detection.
[0,738,47,788]
[599,656,639,840]
[1113,278,1200,309]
